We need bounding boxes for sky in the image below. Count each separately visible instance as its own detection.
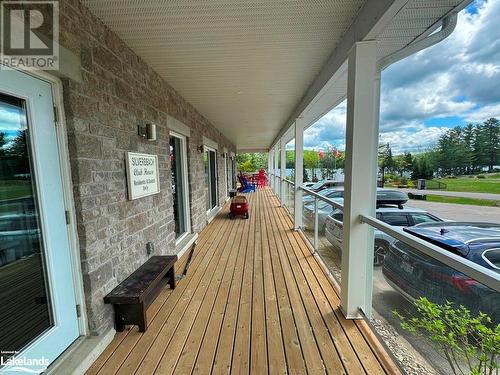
[302,0,500,155]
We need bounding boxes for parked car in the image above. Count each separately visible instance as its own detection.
[307,180,344,192]
[383,222,500,322]
[303,187,344,204]
[325,205,443,265]
[303,197,344,234]
[303,188,410,238]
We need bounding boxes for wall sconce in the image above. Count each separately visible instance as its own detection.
[197,145,204,153]
[138,123,157,141]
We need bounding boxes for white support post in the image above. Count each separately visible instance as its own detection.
[280,138,286,204]
[341,41,380,319]
[274,147,280,195]
[268,149,273,190]
[294,118,304,230]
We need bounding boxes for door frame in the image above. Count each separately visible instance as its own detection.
[169,131,192,245]
[203,145,218,215]
[2,66,88,338]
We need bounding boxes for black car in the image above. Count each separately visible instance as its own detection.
[382,222,500,322]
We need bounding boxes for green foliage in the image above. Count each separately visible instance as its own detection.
[394,297,499,375]
[426,195,499,207]
[437,119,499,175]
[435,176,500,194]
[319,147,343,180]
[236,153,267,172]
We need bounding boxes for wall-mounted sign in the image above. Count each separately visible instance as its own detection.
[125,152,160,200]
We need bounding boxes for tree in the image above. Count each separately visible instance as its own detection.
[480,118,500,172]
[0,132,6,155]
[378,143,395,185]
[319,147,340,180]
[236,152,267,172]
[303,150,319,180]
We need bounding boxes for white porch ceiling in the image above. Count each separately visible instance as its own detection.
[83,0,466,151]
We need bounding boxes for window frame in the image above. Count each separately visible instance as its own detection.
[170,131,192,244]
[204,145,218,214]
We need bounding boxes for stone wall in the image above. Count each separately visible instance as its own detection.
[57,0,236,334]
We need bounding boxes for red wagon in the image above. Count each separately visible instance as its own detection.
[229,195,249,219]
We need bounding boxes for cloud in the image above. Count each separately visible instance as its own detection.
[304,0,500,154]
[382,0,500,122]
[0,105,25,133]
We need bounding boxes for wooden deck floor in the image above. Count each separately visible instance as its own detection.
[87,188,400,375]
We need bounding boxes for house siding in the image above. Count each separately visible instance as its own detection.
[56,0,236,334]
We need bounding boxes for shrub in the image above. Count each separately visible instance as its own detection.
[477,174,486,179]
[394,297,499,375]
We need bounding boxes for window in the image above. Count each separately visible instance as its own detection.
[170,133,190,240]
[380,212,410,226]
[331,210,343,222]
[326,190,343,199]
[483,249,500,269]
[224,153,229,197]
[204,146,218,212]
[410,213,441,225]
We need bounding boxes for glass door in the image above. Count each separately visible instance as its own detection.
[0,68,79,373]
[204,147,218,212]
[169,133,190,241]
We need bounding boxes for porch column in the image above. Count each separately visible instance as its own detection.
[274,146,280,195]
[280,138,286,203]
[268,149,273,190]
[341,41,380,319]
[294,118,304,230]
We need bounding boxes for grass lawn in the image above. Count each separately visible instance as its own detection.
[425,195,500,207]
[435,175,500,194]
[0,180,33,200]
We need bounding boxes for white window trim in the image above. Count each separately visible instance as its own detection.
[203,136,218,150]
[167,115,191,138]
[170,131,192,245]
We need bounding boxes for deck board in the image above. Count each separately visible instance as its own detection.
[87,188,400,375]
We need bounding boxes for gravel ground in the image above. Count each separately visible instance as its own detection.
[370,314,438,375]
[315,236,441,375]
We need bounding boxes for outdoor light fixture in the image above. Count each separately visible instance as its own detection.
[197,145,204,153]
[138,123,157,141]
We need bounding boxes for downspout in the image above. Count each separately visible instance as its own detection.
[378,12,458,71]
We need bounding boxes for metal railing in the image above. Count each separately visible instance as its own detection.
[271,177,500,293]
[299,186,343,250]
[360,215,500,293]
[282,178,295,215]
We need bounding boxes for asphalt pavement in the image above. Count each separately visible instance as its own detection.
[314,199,499,374]
[402,188,500,201]
[406,199,500,223]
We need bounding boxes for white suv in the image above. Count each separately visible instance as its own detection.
[324,206,443,266]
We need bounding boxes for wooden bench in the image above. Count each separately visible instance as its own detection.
[104,255,177,332]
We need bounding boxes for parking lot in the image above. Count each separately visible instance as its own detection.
[405,199,500,224]
[306,199,500,375]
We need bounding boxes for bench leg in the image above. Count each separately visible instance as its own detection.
[113,303,147,332]
[115,314,125,332]
[138,302,147,332]
[168,266,176,289]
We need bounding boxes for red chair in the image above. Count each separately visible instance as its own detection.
[256,169,268,188]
